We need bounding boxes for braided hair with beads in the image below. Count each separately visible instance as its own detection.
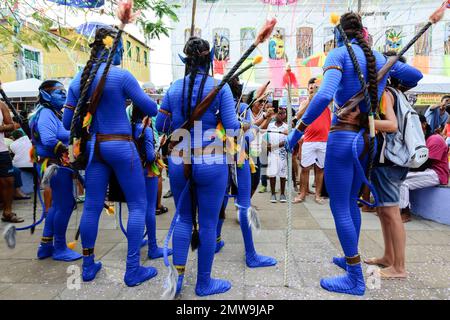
[338,12,379,204]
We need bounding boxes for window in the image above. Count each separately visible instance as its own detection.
[323,27,335,53]
[240,28,256,56]
[212,28,230,61]
[297,27,313,59]
[23,47,42,80]
[136,46,141,62]
[144,50,148,66]
[126,40,132,58]
[268,28,285,60]
[414,23,432,55]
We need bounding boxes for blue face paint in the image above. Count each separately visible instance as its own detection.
[112,38,124,66]
[50,89,67,110]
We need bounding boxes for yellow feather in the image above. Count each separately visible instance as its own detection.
[330,12,340,26]
[67,241,77,250]
[252,55,263,65]
[107,206,115,215]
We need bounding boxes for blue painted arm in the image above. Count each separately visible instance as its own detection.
[219,84,241,131]
[38,110,62,150]
[63,79,80,130]
[144,127,156,163]
[155,88,172,134]
[123,71,158,117]
[389,60,423,88]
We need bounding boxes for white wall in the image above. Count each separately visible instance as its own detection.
[169,0,450,82]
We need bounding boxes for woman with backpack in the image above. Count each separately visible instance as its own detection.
[363,53,411,279]
[285,13,422,295]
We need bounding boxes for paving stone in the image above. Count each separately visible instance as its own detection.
[0,283,64,300]
[1,187,449,300]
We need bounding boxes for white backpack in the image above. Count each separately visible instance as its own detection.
[380,88,429,168]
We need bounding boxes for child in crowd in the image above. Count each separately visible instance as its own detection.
[266,106,288,203]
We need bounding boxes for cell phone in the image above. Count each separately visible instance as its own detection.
[272,100,279,113]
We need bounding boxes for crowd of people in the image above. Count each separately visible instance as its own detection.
[0,10,449,298]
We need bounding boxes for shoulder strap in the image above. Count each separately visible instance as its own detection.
[337,56,397,113]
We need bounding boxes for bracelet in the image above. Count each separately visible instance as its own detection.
[64,105,75,111]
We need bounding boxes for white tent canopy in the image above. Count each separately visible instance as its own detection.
[2,78,43,98]
[411,74,450,94]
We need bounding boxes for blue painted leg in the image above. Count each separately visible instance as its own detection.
[195,272,231,297]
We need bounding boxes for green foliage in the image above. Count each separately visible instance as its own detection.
[0,0,180,54]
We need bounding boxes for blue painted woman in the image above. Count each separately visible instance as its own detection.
[63,27,158,286]
[31,80,82,262]
[285,12,422,295]
[156,37,242,296]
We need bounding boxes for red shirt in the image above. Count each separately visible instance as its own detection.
[303,107,331,142]
[427,134,449,185]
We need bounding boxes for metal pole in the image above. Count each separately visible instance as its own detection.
[190,0,197,37]
[284,72,294,288]
[358,0,362,13]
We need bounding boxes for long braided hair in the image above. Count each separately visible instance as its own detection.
[181,37,213,120]
[70,27,116,164]
[181,37,213,251]
[340,12,379,203]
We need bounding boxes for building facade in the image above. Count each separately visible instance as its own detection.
[168,0,450,94]
[0,21,151,84]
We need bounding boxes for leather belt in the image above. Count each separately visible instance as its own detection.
[89,134,134,162]
[330,122,361,133]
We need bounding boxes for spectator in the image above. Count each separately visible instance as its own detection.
[267,107,288,203]
[0,100,24,223]
[246,89,275,197]
[424,95,450,133]
[9,129,33,169]
[293,77,331,204]
[400,115,449,222]
[365,63,409,279]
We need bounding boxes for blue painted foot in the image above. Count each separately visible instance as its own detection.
[196,273,231,297]
[246,252,277,268]
[215,240,225,253]
[124,266,158,287]
[148,247,172,260]
[37,243,54,260]
[82,256,102,282]
[320,264,365,296]
[53,248,82,261]
[332,256,347,271]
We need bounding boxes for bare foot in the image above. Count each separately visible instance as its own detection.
[364,257,391,268]
[292,195,305,204]
[314,197,325,205]
[380,266,407,279]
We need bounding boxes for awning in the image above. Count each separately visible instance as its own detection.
[2,78,43,98]
[411,74,450,94]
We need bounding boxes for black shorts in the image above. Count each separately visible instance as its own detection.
[0,151,14,178]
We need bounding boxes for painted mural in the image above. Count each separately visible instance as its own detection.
[297,27,313,59]
[269,28,286,60]
[384,27,404,53]
[212,28,230,75]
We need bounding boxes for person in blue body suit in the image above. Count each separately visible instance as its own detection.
[156,37,242,297]
[215,77,277,269]
[285,12,422,296]
[128,105,173,259]
[63,27,158,287]
[30,80,82,262]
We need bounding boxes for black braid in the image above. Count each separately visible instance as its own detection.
[179,36,212,251]
[340,12,379,203]
[70,27,114,144]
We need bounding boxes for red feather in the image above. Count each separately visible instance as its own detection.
[283,70,298,88]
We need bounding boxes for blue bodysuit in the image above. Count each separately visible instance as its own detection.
[287,42,422,295]
[215,102,277,268]
[156,74,241,297]
[132,121,173,259]
[31,105,82,262]
[64,63,158,286]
